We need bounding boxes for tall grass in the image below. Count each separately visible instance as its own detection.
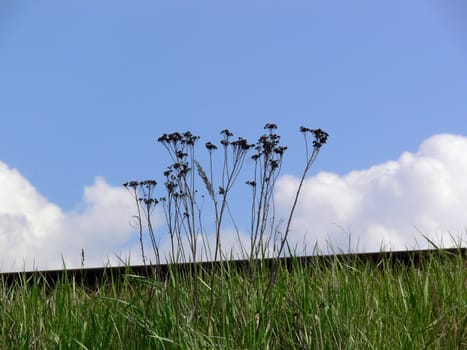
[0,249,465,349]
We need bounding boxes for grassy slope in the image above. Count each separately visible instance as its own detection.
[0,251,465,349]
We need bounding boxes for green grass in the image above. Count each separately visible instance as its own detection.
[0,250,465,349]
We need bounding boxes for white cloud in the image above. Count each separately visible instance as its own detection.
[274,133,467,253]
[0,163,147,272]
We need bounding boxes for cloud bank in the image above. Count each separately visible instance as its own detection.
[0,133,466,272]
[274,133,467,253]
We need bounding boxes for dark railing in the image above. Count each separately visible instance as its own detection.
[1,248,465,290]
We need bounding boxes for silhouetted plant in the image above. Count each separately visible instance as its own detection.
[125,123,329,266]
[248,123,288,260]
[277,127,329,258]
[157,131,202,321]
[125,123,329,325]
[123,180,159,266]
[262,126,329,313]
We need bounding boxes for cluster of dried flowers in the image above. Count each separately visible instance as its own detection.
[124,123,329,265]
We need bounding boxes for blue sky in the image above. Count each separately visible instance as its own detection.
[0,1,466,271]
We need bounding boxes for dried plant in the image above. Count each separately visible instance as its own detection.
[124,123,329,324]
[123,180,159,266]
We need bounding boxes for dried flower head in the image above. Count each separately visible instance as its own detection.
[205,142,218,151]
[300,126,329,149]
[220,129,233,138]
[264,123,277,130]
